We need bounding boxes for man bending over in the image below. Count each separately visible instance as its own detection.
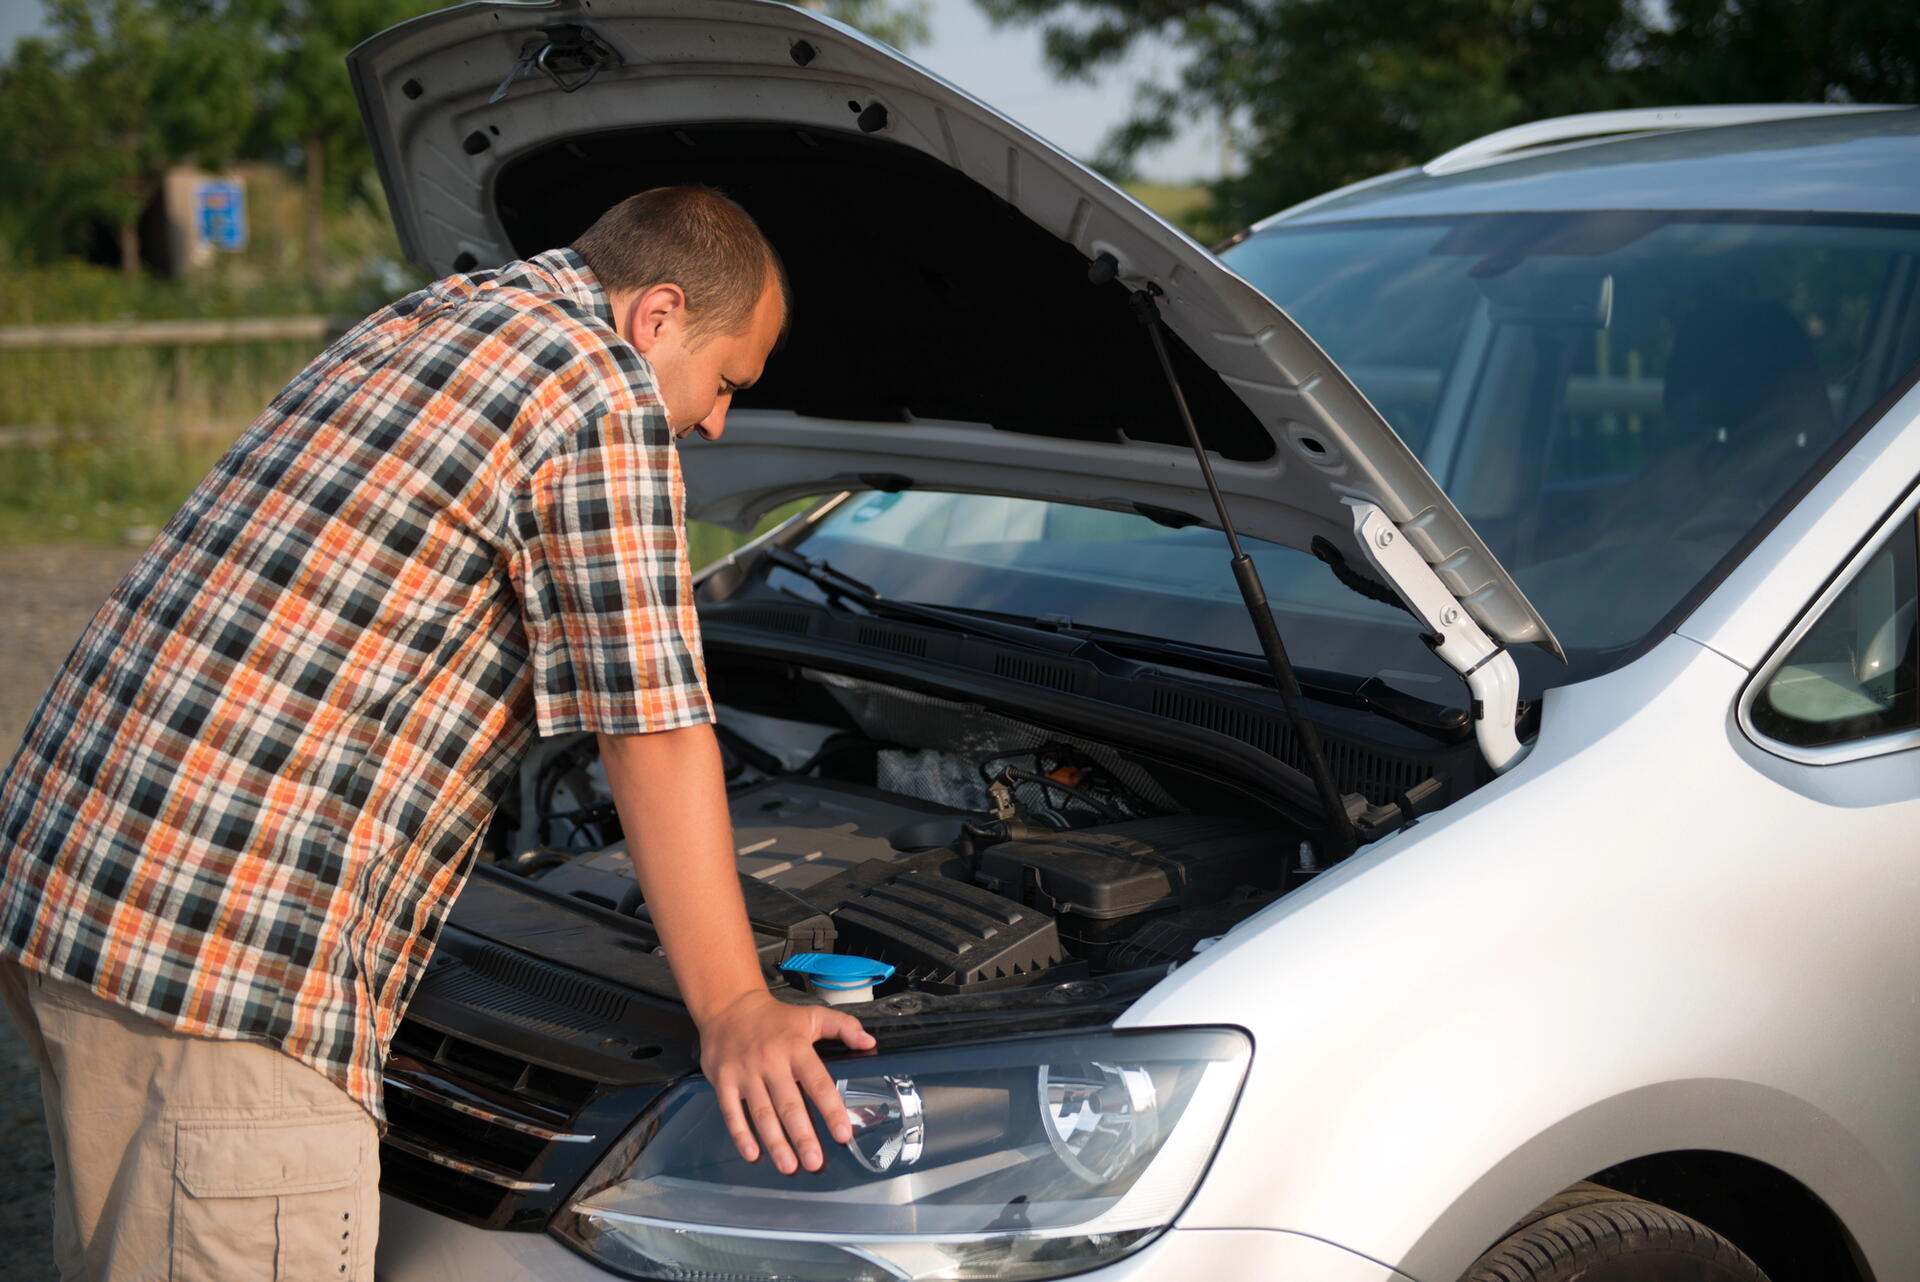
[0,186,865,1281]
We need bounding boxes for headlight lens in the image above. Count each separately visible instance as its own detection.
[551,1028,1249,1282]
[1037,1061,1158,1184]
[838,1073,926,1174]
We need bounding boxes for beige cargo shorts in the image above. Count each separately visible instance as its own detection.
[0,962,379,1281]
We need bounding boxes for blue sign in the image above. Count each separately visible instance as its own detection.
[196,179,247,252]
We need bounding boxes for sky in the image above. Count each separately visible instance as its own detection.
[910,4,1216,183]
[0,1,1218,182]
[0,4,40,54]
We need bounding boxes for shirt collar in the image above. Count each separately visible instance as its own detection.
[519,246,617,331]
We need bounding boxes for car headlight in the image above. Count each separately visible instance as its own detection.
[551,1028,1250,1281]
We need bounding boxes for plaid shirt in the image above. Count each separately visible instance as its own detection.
[0,248,712,1120]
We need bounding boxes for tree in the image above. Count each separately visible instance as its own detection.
[236,0,441,291]
[0,0,936,277]
[976,0,1920,238]
[0,0,260,273]
[784,0,931,50]
[1643,0,1920,103]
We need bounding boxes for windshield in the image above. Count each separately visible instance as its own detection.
[789,212,1920,696]
[1228,212,1920,668]
[790,492,1463,694]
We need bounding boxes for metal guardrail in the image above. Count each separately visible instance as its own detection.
[0,316,348,351]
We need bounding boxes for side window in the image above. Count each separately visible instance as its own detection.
[1751,517,1919,749]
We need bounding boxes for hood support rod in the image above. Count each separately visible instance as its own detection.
[1123,279,1358,858]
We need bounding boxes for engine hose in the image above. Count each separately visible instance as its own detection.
[994,765,1128,822]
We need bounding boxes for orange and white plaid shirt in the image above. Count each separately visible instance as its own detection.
[0,248,712,1120]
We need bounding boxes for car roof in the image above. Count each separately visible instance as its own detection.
[1263,108,1920,227]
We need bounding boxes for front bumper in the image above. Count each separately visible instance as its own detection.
[374,1194,1418,1281]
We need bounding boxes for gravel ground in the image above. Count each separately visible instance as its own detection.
[0,542,143,1282]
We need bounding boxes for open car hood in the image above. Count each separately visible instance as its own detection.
[350,0,1558,658]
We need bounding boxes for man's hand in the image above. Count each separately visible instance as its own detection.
[595,726,879,1175]
[698,988,876,1173]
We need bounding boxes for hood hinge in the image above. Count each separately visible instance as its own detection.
[1345,500,1530,774]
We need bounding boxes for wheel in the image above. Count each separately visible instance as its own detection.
[1463,1181,1768,1282]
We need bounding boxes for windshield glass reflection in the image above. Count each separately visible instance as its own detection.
[793,213,1920,695]
[1226,212,1920,664]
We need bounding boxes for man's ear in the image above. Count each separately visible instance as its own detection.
[623,282,688,354]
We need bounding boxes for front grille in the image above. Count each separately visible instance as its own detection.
[379,1020,600,1224]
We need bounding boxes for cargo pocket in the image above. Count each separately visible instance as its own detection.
[172,1115,365,1281]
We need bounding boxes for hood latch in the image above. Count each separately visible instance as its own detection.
[490,24,625,104]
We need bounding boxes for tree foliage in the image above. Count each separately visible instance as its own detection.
[0,0,260,267]
[236,0,442,202]
[229,0,443,285]
[0,0,933,273]
[1649,0,1920,103]
[976,0,1920,237]
[0,0,430,271]
[781,0,932,50]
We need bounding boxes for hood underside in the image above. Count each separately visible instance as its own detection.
[350,0,1559,658]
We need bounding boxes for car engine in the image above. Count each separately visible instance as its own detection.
[481,669,1293,999]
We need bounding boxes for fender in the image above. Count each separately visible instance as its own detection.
[1123,635,1920,1279]
[1400,1079,1894,1281]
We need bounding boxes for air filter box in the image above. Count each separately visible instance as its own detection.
[829,867,1069,994]
[975,816,1276,922]
[537,846,837,964]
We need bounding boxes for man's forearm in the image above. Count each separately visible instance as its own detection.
[596,725,764,1020]
[594,723,874,1174]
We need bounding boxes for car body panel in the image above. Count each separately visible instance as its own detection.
[1268,108,1920,227]
[1418,105,1912,178]
[1121,628,1920,1279]
[374,1195,1417,1282]
[1677,376,1920,670]
[347,0,1559,657]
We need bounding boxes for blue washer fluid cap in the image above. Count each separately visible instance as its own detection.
[780,953,896,991]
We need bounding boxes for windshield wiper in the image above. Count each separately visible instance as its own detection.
[761,546,1452,842]
[1026,621,1471,742]
[759,545,1099,659]
[762,563,1470,743]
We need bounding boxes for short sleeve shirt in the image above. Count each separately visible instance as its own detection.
[0,248,712,1120]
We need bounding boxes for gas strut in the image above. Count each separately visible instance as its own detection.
[1113,267,1359,858]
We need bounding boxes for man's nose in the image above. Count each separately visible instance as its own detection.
[695,401,729,441]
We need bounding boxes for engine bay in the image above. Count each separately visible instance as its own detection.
[481,668,1298,1002]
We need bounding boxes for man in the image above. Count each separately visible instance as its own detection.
[0,186,868,1281]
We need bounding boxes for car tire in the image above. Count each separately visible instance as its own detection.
[1462,1181,1768,1282]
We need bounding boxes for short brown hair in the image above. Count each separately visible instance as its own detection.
[571,186,787,342]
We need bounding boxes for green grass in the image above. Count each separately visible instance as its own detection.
[0,338,317,546]
[687,501,815,570]
[0,434,229,545]
[0,349,807,561]
[0,343,314,434]
[0,336,309,546]
[0,160,813,554]
[1124,182,1214,236]
[2,424,808,562]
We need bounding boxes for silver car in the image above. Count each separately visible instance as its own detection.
[351,3,1920,1279]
